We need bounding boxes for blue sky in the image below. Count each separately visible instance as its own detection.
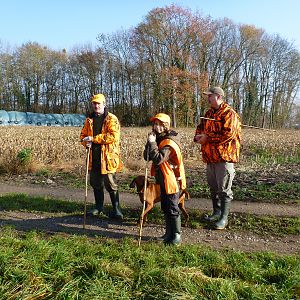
[0,0,299,51]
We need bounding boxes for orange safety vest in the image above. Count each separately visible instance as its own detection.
[150,139,186,194]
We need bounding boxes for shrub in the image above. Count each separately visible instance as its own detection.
[17,148,33,166]
[1,148,34,174]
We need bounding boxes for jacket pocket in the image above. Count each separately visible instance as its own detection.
[106,153,118,171]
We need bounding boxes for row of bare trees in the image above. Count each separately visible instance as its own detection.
[0,5,299,128]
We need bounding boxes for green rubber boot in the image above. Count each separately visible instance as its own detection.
[89,188,104,216]
[159,214,172,242]
[109,191,123,220]
[165,216,181,246]
[203,197,221,222]
[214,201,230,230]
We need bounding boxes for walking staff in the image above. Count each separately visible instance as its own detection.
[138,148,149,247]
[83,147,91,229]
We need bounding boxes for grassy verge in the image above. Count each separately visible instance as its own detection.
[234,182,300,204]
[0,193,84,214]
[171,181,300,204]
[0,227,299,299]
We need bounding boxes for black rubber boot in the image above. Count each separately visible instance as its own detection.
[109,191,123,220]
[165,215,181,246]
[214,201,230,230]
[94,188,104,212]
[203,197,221,222]
[89,189,104,216]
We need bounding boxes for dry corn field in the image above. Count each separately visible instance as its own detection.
[0,126,299,174]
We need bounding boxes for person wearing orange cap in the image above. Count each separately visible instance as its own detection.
[144,113,186,245]
[80,93,123,220]
[194,86,241,230]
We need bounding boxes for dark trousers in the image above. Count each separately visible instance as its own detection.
[160,183,180,218]
[90,169,118,192]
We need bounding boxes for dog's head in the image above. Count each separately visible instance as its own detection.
[129,178,137,189]
[129,175,148,192]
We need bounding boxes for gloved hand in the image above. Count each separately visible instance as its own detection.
[86,141,92,148]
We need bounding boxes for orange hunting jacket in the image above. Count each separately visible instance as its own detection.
[80,112,121,173]
[195,102,241,163]
[151,139,186,194]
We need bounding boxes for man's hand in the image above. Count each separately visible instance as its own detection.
[82,136,93,142]
[82,136,93,148]
[148,132,156,143]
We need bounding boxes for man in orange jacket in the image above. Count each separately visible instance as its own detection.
[194,87,241,230]
[80,93,123,219]
[144,113,186,245]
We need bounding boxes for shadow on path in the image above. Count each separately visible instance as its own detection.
[0,212,157,242]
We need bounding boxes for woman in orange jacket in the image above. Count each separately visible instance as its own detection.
[144,113,186,245]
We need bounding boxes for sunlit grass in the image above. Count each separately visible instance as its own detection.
[0,227,299,300]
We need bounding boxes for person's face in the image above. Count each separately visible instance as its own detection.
[153,119,165,134]
[92,101,105,115]
[207,93,222,109]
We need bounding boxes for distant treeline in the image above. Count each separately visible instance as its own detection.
[0,4,300,128]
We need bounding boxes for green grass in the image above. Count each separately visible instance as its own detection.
[230,213,300,236]
[0,227,299,299]
[0,193,84,214]
[234,182,300,204]
[188,182,300,204]
[249,146,300,165]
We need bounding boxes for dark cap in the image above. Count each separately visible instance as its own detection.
[203,87,225,97]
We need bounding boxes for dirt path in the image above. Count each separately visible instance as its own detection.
[0,211,299,255]
[0,182,299,255]
[0,182,299,217]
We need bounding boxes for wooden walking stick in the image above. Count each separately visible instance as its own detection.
[138,148,149,247]
[83,146,91,229]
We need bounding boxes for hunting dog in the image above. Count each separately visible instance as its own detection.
[129,175,190,226]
